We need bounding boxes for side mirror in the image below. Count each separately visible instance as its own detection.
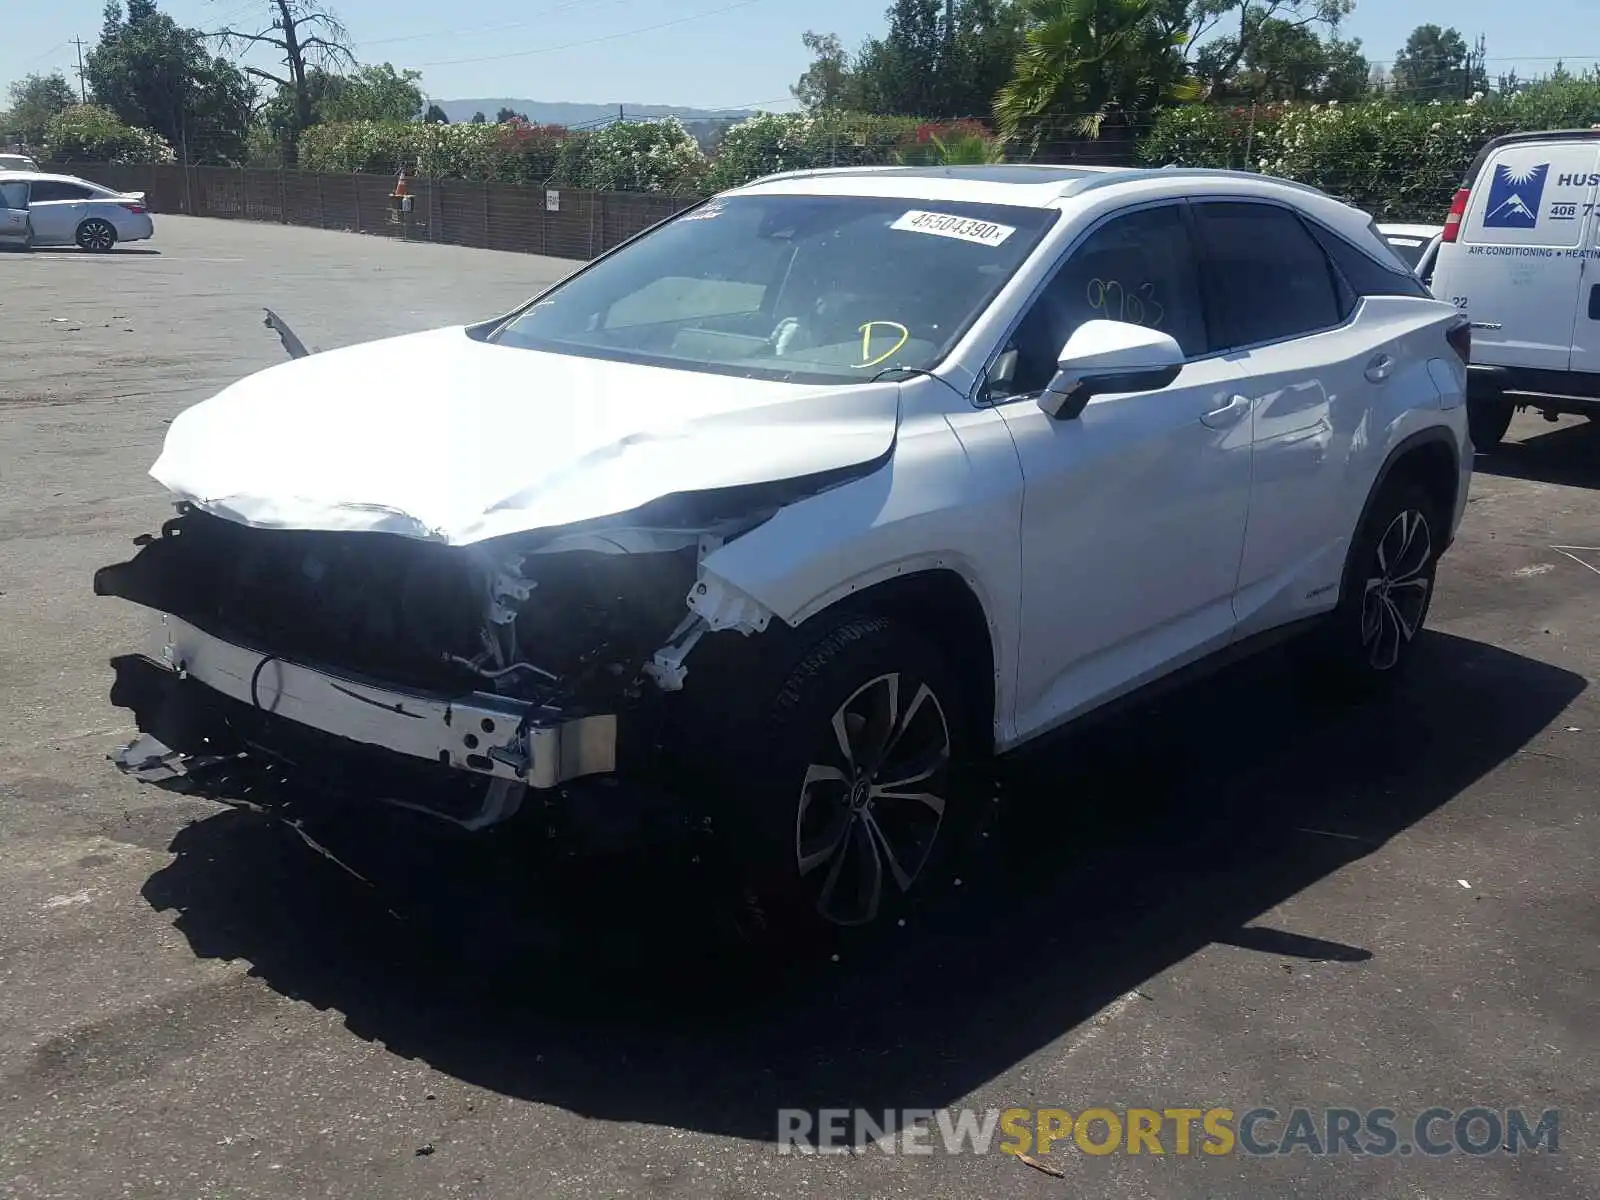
[1038,319,1185,420]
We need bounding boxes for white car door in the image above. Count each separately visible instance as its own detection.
[0,178,30,246]
[1191,200,1362,634]
[989,202,1251,741]
[26,178,92,244]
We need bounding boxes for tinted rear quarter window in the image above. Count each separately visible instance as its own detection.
[1195,201,1342,347]
[30,181,91,202]
[1316,225,1432,298]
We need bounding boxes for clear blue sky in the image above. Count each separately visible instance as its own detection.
[5,0,1589,112]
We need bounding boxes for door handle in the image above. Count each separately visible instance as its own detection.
[1199,394,1251,429]
[1365,353,1396,383]
[1588,284,1600,320]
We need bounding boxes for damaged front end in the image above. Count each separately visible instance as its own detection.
[95,480,807,832]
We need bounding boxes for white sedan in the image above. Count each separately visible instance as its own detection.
[0,169,154,250]
[101,164,1472,933]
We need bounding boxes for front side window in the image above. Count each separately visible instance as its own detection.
[491,194,1059,384]
[1194,201,1343,347]
[991,203,1208,399]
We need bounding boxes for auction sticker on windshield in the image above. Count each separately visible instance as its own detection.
[891,210,1016,247]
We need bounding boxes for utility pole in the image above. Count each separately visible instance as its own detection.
[71,37,88,103]
[1469,33,1487,99]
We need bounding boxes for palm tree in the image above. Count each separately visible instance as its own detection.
[995,0,1201,149]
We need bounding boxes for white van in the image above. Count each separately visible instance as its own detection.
[1429,129,1600,447]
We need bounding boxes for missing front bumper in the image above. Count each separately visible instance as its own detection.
[138,613,617,789]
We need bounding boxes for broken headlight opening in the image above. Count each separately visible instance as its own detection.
[93,506,742,710]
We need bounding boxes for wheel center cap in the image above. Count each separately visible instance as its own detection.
[849,779,871,811]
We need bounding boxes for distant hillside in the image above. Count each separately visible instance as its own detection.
[436,99,760,127]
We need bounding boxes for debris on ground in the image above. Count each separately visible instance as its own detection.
[1017,1153,1066,1178]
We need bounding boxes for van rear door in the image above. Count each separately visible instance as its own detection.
[1450,138,1600,371]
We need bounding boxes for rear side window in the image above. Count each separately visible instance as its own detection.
[30,180,92,202]
[1194,202,1342,347]
[1310,223,1431,300]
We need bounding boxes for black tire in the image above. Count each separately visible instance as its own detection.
[712,614,978,937]
[1467,393,1514,451]
[76,219,117,252]
[1307,476,1442,696]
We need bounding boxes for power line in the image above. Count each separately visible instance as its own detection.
[416,0,773,69]
[358,0,627,49]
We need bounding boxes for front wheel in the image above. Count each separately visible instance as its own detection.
[716,615,976,934]
[76,219,117,252]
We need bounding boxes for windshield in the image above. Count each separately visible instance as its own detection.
[491,194,1058,383]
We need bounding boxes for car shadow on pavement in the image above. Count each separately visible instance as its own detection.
[137,631,1584,1142]
[1476,418,1600,490]
[26,247,162,256]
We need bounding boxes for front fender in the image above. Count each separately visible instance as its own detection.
[699,409,1027,743]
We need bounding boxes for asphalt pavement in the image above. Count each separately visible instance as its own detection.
[0,217,1596,1199]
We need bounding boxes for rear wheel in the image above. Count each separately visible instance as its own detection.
[76,219,117,252]
[1466,391,1514,451]
[1308,477,1441,696]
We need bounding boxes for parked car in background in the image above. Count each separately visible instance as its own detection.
[0,153,39,171]
[1429,128,1600,448]
[100,164,1472,934]
[0,170,153,250]
[1378,222,1443,286]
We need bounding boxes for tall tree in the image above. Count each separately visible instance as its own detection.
[424,103,449,123]
[495,106,528,123]
[316,63,424,122]
[86,0,253,163]
[792,1,1024,119]
[469,110,487,123]
[1175,0,1353,97]
[792,30,853,110]
[1224,16,1368,100]
[996,0,1201,144]
[3,72,78,146]
[214,0,355,161]
[1390,24,1484,102]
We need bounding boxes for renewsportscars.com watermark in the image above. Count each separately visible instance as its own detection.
[777,1106,1561,1158]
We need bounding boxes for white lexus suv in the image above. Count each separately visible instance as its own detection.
[99,164,1473,932]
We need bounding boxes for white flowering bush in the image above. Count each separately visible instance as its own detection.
[1141,75,1600,220]
[580,118,706,193]
[45,105,175,165]
[703,111,924,191]
[704,112,819,191]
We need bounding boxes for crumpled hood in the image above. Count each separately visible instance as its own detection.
[151,326,902,545]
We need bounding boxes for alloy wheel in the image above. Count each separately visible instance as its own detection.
[1360,508,1433,671]
[80,221,115,251]
[794,671,952,927]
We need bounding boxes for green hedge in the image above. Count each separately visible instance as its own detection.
[299,111,1003,195]
[298,118,702,192]
[1139,76,1600,221]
